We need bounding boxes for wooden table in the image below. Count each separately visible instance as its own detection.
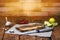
[0,25,60,40]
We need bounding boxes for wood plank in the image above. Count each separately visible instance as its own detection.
[36,36,49,40]
[0,29,4,40]
[52,26,60,40]
[20,35,36,40]
[42,0,60,3]
[20,35,49,40]
[0,26,5,40]
[0,0,19,3]
[0,16,6,40]
[3,34,19,40]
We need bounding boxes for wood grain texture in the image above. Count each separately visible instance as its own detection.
[20,35,36,40]
[3,34,19,40]
[36,36,49,40]
[0,1,60,16]
[0,16,50,23]
[0,0,19,3]
[0,27,5,40]
[52,26,60,40]
[42,0,60,2]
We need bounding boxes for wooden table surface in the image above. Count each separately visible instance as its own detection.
[0,25,60,40]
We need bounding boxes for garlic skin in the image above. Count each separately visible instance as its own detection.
[9,30,14,33]
[5,21,11,26]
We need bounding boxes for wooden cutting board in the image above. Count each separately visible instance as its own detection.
[16,24,45,32]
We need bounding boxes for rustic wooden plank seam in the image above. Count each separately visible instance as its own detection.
[2,28,5,40]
